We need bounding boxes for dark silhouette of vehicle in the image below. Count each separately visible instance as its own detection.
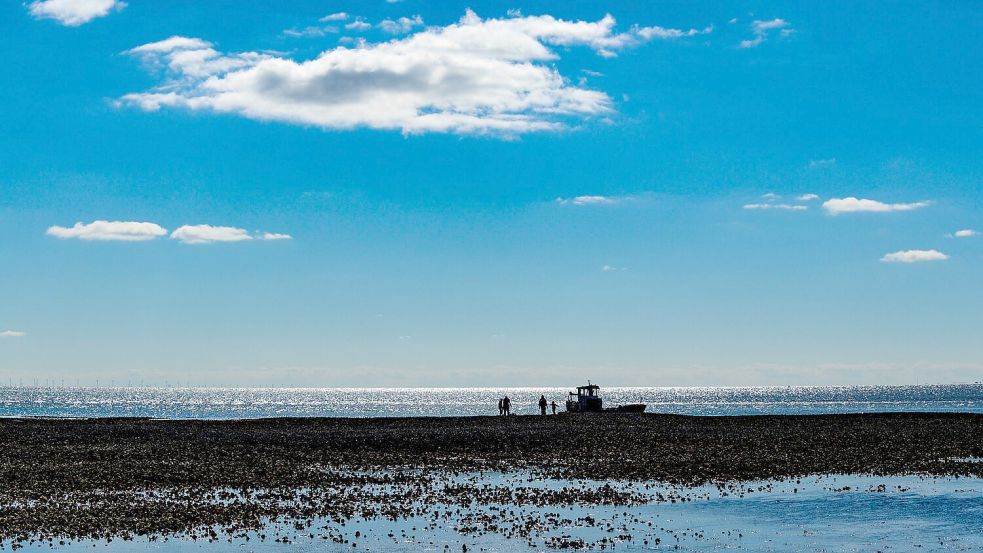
[565,382,646,413]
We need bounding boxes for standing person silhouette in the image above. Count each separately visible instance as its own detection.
[539,395,547,416]
[498,398,504,416]
[503,395,511,416]
[551,400,557,415]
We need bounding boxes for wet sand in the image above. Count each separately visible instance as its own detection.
[0,413,980,546]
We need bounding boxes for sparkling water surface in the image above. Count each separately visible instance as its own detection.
[1,384,980,419]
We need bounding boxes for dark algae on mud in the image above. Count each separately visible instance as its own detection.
[0,413,980,546]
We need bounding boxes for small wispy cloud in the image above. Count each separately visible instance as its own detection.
[739,18,791,48]
[823,197,932,215]
[320,12,348,22]
[744,192,808,211]
[283,25,339,38]
[601,264,627,272]
[797,193,820,201]
[47,220,168,241]
[0,330,26,338]
[555,195,620,206]
[27,0,125,26]
[952,229,978,238]
[345,18,372,31]
[260,232,293,241]
[743,203,807,211]
[809,158,836,168]
[170,225,292,244]
[880,250,948,263]
[379,15,423,34]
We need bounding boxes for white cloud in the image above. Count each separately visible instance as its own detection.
[635,24,713,40]
[170,225,253,244]
[953,229,978,238]
[761,192,779,201]
[0,330,27,338]
[797,193,820,201]
[320,12,349,22]
[880,250,948,263]
[601,264,627,272]
[344,18,372,31]
[120,11,710,136]
[47,220,168,241]
[743,203,807,211]
[170,225,292,244]
[283,25,339,38]
[28,0,125,26]
[379,15,424,34]
[822,197,932,215]
[809,158,836,168]
[556,195,619,206]
[739,18,791,48]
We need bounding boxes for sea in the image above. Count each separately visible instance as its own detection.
[0,383,980,419]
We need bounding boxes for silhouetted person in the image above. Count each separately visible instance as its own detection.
[539,395,547,416]
[498,398,504,416]
[503,395,511,416]
[551,400,557,415]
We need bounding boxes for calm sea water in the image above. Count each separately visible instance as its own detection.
[1,384,980,419]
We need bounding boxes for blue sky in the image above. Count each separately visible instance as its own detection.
[1,1,981,387]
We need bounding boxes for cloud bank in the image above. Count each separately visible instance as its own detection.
[120,11,710,136]
[880,250,948,263]
[28,0,125,26]
[47,221,168,241]
[822,197,931,215]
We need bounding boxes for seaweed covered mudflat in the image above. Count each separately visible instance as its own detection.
[0,413,980,548]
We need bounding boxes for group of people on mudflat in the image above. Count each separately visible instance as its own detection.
[497,394,558,416]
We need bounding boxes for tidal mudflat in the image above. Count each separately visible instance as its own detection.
[1,414,980,550]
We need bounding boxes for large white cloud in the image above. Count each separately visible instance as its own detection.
[47,220,168,241]
[120,11,710,136]
[880,250,948,263]
[822,197,932,215]
[28,0,125,26]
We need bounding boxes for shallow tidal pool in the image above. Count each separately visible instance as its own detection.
[6,473,982,552]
